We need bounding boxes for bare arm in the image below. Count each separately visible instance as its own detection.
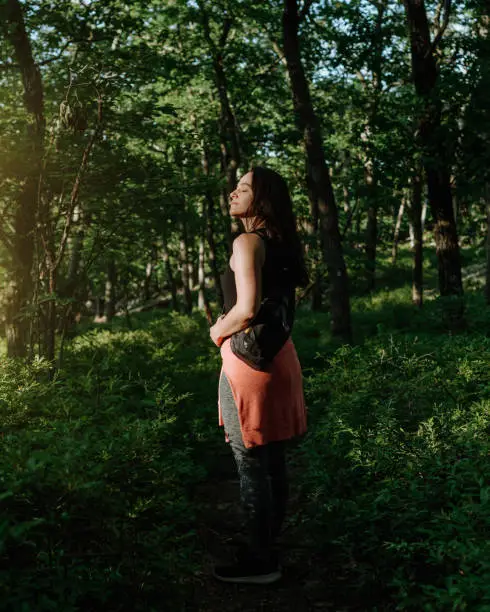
[210,233,264,345]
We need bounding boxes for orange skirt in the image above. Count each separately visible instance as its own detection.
[218,336,307,449]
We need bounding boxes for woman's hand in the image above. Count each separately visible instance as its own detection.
[210,315,225,347]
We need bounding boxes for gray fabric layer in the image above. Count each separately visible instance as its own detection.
[219,371,289,559]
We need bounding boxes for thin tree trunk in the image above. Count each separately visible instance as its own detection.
[44,268,57,363]
[363,2,385,292]
[199,135,225,309]
[198,204,213,324]
[161,231,178,312]
[105,257,116,322]
[408,217,415,248]
[198,236,206,310]
[305,217,322,310]
[410,173,424,307]
[355,194,361,238]
[180,217,193,315]
[95,297,105,319]
[342,151,351,214]
[421,200,427,232]
[143,259,153,302]
[43,96,102,359]
[65,204,85,294]
[283,0,351,341]
[365,161,378,291]
[190,250,199,289]
[220,189,233,250]
[205,195,225,309]
[304,174,322,310]
[199,4,240,248]
[343,185,350,214]
[1,0,45,357]
[391,197,405,265]
[486,187,490,305]
[403,0,463,299]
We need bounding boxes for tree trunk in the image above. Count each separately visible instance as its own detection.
[43,268,57,364]
[143,259,153,302]
[205,193,225,310]
[219,189,234,251]
[95,297,105,319]
[200,136,226,309]
[1,0,45,357]
[180,217,193,315]
[421,200,427,232]
[283,0,351,340]
[198,206,213,324]
[486,188,490,305]
[198,236,206,310]
[304,216,322,310]
[65,204,85,296]
[363,2,384,292]
[304,171,322,310]
[364,165,378,291]
[391,197,405,265]
[342,151,351,214]
[105,257,116,322]
[403,0,463,299]
[161,231,179,312]
[190,250,199,289]
[410,173,424,307]
[199,4,240,248]
[355,195,362,239]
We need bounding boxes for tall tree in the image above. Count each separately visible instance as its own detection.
[198,0,241,249]
[282,0,352,341]
[0,0,45,357]
[402,0,463,298]
[409,167,424,306]
[460,5,490,304]
[362,0,386,292]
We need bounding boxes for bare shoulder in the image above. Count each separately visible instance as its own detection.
[232,232,265,265]
[233,232,262,249]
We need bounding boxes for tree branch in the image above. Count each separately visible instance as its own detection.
[198,1,216,55]
[54,92,103,271]
[299,0,315,22]
[430,0,451,54]
[0,36,112,71]
[270,38,288,67]
[433,0,444,30]
[218,17,232,50]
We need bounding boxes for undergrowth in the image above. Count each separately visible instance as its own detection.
[0,312,221,611]
[1,242,489,611]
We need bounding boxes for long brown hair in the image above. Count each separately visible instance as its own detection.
[248,166,309,288]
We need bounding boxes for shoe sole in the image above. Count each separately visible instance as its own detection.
[213,569,282,585]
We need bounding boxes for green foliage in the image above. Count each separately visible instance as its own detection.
[2,267,490,610]
[0,311,221,611]
[299,317,490,610]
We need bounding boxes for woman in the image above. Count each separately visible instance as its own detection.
[209,166,309,585]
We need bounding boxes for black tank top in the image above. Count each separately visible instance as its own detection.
[220,228,296,326]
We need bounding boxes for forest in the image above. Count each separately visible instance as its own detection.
[1,0,489,610]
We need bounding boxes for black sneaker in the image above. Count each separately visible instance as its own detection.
[213,551,282,585]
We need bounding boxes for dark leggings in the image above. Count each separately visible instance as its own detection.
[219,371,289,560]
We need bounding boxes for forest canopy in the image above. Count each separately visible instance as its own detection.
[0,0,488,357]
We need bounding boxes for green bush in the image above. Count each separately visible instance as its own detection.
[2,253,490,611]
[300,330,490,611]
[0,316,216,612]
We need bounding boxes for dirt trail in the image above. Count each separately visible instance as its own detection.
[185,452,345,612]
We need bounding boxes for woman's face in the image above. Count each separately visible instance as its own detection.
[229,171,254,218]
